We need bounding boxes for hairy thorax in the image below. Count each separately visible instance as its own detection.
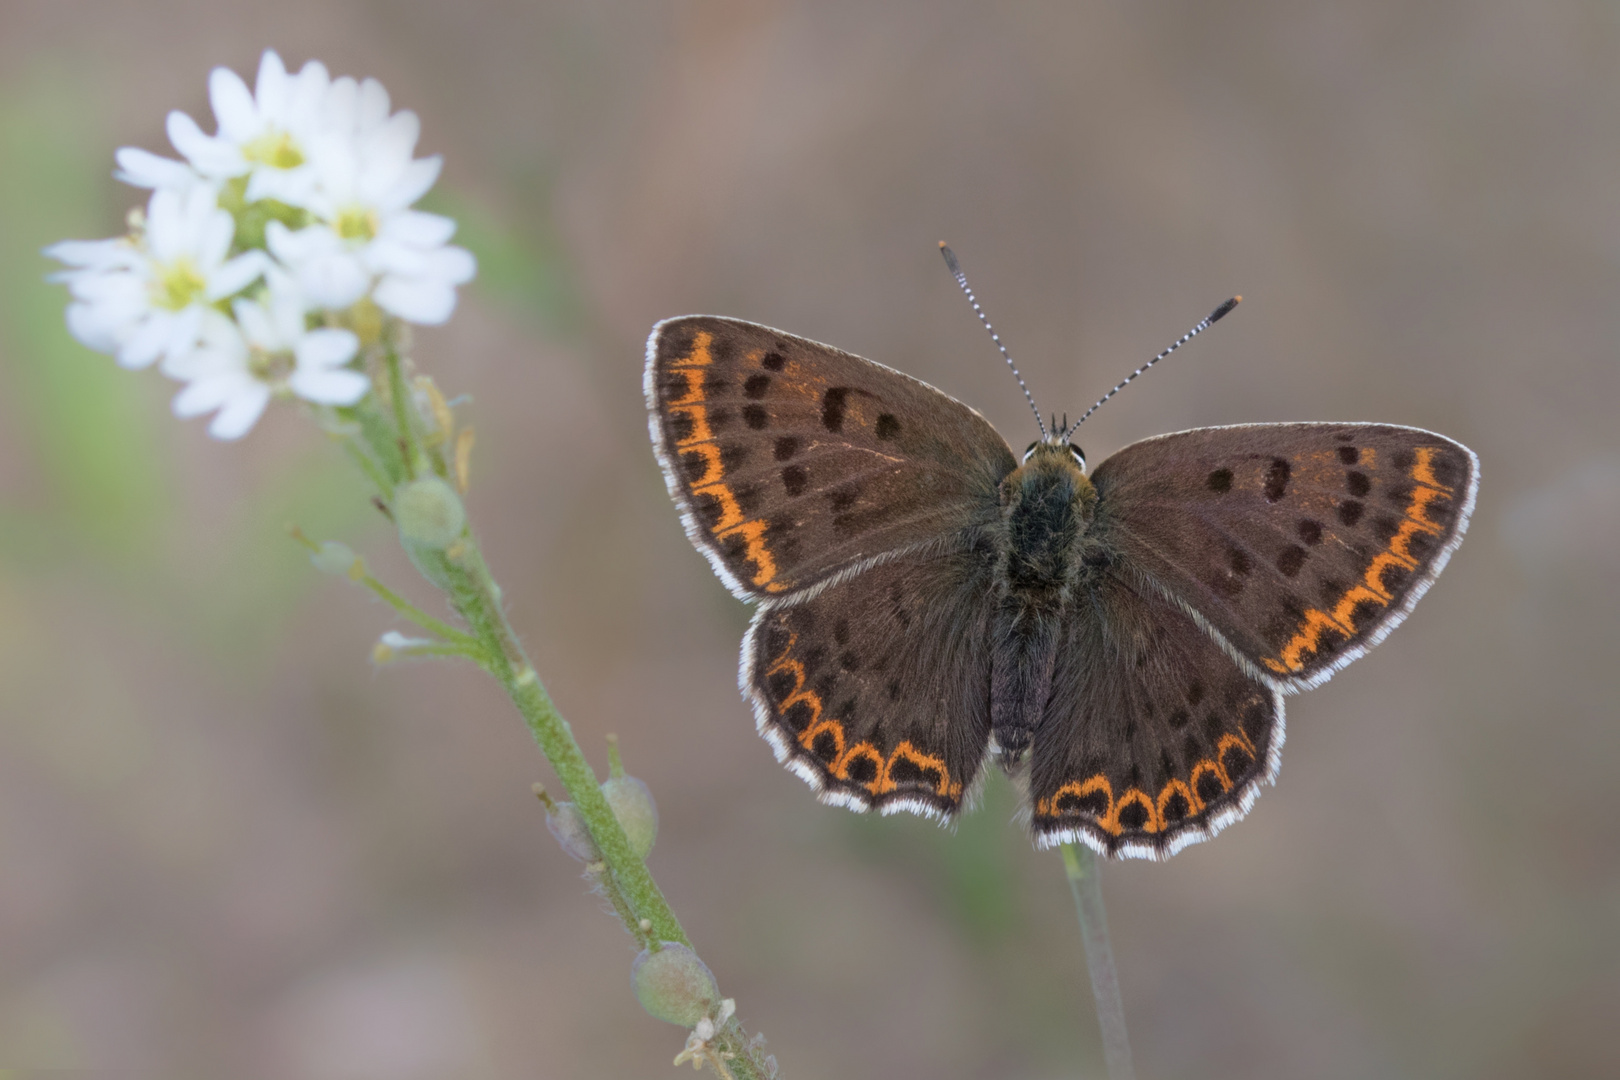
[996,443,1101,607]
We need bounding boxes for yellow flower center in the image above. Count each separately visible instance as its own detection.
[152,257,207,311]
[336,206,379,242]
[242,128,305,169]
[248,345,295,385]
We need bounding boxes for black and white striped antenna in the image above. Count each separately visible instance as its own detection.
[1063,295,1241,440]
[940,242,1047,440]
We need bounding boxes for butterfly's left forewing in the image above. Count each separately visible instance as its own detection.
[1090,423,1478,691]
[646,317,1016,601]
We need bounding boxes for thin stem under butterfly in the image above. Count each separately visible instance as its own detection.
[1064,295,1241,440]
[940,242,1049,440]
[1062,843,1136,1080]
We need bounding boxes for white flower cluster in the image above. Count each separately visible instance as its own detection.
[47,50,476,438]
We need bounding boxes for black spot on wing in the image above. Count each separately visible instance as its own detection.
[1264,458,1291,503]
[822,388,849,433]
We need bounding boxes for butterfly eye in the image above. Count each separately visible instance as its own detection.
[1023,441,1039,462]
[1069,443,1086,467]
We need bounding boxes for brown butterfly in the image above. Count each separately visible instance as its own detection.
[644,263,1477,859]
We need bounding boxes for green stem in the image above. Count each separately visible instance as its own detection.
[1062,843,1135,1080]
[356,569,485,652]
[385,346,424,480]
[436,538,691,948]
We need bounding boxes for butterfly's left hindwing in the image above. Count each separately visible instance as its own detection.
[1091,423,1478,691]
[646,316,1016,601]
[1030,566,1284,858]
[743,543,998,818]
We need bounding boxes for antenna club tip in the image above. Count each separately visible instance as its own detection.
[938,240,948,248]
[1210,296,1241,323]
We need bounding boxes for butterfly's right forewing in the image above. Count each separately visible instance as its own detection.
[646,317,1017,601]
[1092,423,1478,690]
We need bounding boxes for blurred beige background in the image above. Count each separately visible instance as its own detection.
[1,2,1616,1077]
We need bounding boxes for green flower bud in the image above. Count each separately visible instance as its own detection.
[393,477,466,549]
[545,801,600,862]
[632,944,720,1027]
[602,775,659,859]
[309,540,358,576]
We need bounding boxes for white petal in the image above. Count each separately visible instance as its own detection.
[428,245,477,284]
[374,276,456,324]
[366,110,421,168]
[115,147,199,190]
[295,327,359,369]
[356,78,391,131]
[168,111,244,177]
[286,60,331,133]
[197,205,236,269]
[159,304,204,360]
[64,302,120,352]
[289,365,369,404]
[378,210,456,247]
[45,238,131,269]
[144,189,184,259]
[208,384,272,439]
[254,50,291,120]
[209,66,260,142]
[231,296,276,349]
[377,155,441,212]
[172,373,241,417]
[321,76,354,132]
[118,314,170,369]
[206,250,269,300]
[297,252,372,309]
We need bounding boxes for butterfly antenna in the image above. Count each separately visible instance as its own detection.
[940,242,1047,440]
[1065,296,1241,439]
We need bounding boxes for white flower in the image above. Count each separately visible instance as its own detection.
[163,50,331,206]
[263,93,475,324]
[46,186,267,369]
[166,279,365,439]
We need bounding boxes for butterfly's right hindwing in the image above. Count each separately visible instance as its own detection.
[646,316,1016,601]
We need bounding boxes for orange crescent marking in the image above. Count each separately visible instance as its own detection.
[679,443,724,487]
[692,482,746,532]
[673,330,714,367]
[1189,757,1233,797]
[832,741,887,791]
[1038,773,1114,820]
[1102,788,1161,835]
[764,634,825,731]
[799,717,846,760]
[714,518,780,588]
[1157,777,1200,818]
[1265,446,1457,672]
[666,366,708,406]
[1406,484,1451,531]
[1411,446,1451,491]
[670,403,713,446]
[886,740,957,798]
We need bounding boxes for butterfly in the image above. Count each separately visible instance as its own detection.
[643,268,1478,859]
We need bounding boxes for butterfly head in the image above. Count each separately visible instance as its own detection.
[1023,438,1087,472]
